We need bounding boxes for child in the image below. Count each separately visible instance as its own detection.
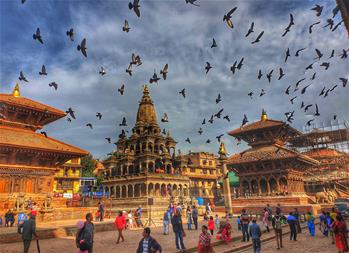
[95,210,100,222]
[237,216,242,231]
[127,210,133,229]
[215,214,219,228]
[208,216,215,235]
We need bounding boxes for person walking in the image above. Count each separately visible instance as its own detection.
[171,209,186,251]
[198,225,215,253]
[18,213,38,253]
[127,210,134,229]
[293,208,301,233]
[208,216,215,235]
[262,208,270,232]
[249,217,262,253]
[319,211,327,236]
[214,215,219,229]
[240,209,250,242]
[98,202,104,222]
[287,212,297,241]
[163,209,170,235]
[332,214,349,253]
[114,211,126,244]
[275,203,282,215]
[192,205,198,230]
[306,211,315,237]
[186,206,192,230]
[272,212,284,250]
[136,227,162,253]
[206,203,211,216]
[76,213,94,253]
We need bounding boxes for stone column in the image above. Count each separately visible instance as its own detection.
[218,142,232,214]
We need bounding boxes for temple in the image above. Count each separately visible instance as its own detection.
[227,110,319,210]
[0,84,88,211]
[53,158,83,195]
[288,126,349,197]
[101,85,191,213]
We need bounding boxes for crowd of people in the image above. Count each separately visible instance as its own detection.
[2,199,349,253]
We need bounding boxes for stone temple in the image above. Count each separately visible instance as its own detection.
[101,85,191,214]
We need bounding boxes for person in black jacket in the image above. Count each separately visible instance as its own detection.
[136,227,162,253]
[171,210,186,251]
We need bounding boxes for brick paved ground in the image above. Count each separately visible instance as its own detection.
[0,218,341,253]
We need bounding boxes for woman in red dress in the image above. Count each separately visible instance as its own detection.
[332,214,349,253]
[198,225,215,253]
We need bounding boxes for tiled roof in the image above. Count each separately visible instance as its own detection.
[228,119,286,136]
[304,148,347,158]
[0,94,66,117]
[227,144,319,165]
[0,125,88,156]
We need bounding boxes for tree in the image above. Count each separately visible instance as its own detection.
[81,154,97,177]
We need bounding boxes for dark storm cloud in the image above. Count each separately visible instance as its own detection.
[0,0,348,158]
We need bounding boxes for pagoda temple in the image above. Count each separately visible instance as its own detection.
[227,110,319,207]
[0,84,88,211]
[101,85,190,212]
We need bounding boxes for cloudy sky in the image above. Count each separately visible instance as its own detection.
[0,0,348,159]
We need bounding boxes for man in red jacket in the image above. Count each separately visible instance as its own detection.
[114,211,126,244]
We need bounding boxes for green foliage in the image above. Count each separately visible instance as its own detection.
[81,154,97,177]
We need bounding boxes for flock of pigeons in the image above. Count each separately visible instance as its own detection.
[15,0,348,152]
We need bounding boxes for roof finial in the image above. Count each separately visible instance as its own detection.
[261,109,267,121]
[12,83,20,97]
[143,84,149,94]
[218,141,228,156]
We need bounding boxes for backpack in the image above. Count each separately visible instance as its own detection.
[77,223,92,250]
[275,217,282,230]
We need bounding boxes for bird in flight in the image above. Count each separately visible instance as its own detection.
[161,113,168,123]
[126,63,133,76]
[223,7,238,29]
[179,88,186,98]
[118,84,125,95]
[245,22,254,37]
[205,62,212,74]
[295,47,306,57]
[185,137,191,144]
[86,123,93,129]
[96,112,102,120]
[311,4,323,17]
[33,28,43,44]
[185,0,200,7]
[123,20,130,33]
[119,117,127,126]
[251,31,264,44]
[66,108,76,119]
[39,65,47,75]
[99,67,107,76]
[129,0,140,17]
[241,114,248,127]
[77,38,87,57]
[309,22,320,34]
[19,71,29,82]
[282,13,294,37]
[66,28,74,41]
[211,38,217,48]
[215,93,221,104]
[48,82,58,90]
[105,138,111,144]
[160,64,168,80]
[149,70,161,84]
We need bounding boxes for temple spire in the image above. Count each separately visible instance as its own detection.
[218,141,228,156]
[12,83,20,97]
[261,109,267,121]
